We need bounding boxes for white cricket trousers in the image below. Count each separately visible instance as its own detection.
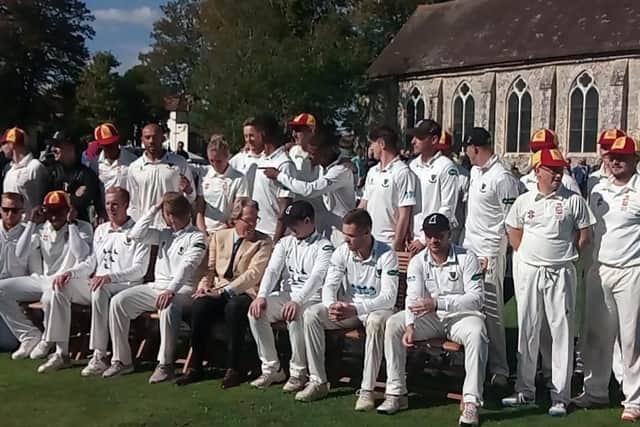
[42,279,92,355]
[514,261,576,404]
[384,311,488,405]
[248,292,315,378]
[582,264,640,409]
[89,283,132,353]
[0,275,46,343]
[482,253,509,377]
[109,284,192,365]
[303,303,392,391]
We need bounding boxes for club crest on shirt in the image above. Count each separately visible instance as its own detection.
[554,202,564,218]
[480,183,487,193]
[622,194,630,211]
[178,246,185,255]
[351,284,377,297]
[429,174,437,183]
[527,210,535,219]
[381,178,390,188]
[448,271,458,281]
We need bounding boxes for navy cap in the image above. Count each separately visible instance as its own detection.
[463,127,491,147]
[422,213,450,234]
[280,200,315,225]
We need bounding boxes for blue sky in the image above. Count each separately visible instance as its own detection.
[86,0,168,73]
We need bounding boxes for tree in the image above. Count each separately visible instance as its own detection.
[0,0,94,129]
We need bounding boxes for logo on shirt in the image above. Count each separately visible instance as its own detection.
[622,194,630,211]
[448,168,458,176]
[351,284,378,297]
[381,178,390,188]
[429,174,437,183]
[178,246,185,255]
[387,269,400,277]
[375,268,382,278]
[554,202,564,219]
[480,183,487,193]
[407,275,417,282]
[448,271,458,281]
[527,210,535,219]
[502,197,516,205]
[471,272,483,281]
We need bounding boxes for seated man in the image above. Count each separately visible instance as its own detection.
[176,199,272,388]
[0,191,92,370]
[380,213,487,426]
[248,200,334,392]
[296,209,399,410]
[58,187,150,376]
[105,192,207,383]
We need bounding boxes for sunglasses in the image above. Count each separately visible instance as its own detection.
[1,207,21,214]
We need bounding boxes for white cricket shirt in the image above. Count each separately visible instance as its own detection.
[2,153,48,212]
[92,148,138,192]
[0,223,32,279]
[197,165,248,233]
[229,151,262,198]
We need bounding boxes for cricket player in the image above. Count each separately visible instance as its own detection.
[380,213,487,426]
[295,209,399,411]
[90,123,138,193]
[503,148,594,416]
[229,117,265,198]
[587,129,625,197]
[288,113,317,179]
[248,201,333,392]
[104,192,207,383]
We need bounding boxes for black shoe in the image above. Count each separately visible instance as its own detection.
[175,369,204,386]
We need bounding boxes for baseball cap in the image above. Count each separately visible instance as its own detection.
[43,191,71,209]
[438,128,454,149]
[529,129,558,152]
[280,200,315,226]
[92,123,120,146]
[608,136,639,156]
[530,148,569,169]
[598,129,625,149]
[50,131,73,147]
[422,213,450,234]
[462,127,491,147]
[406,119,441,139]
[288,113,316,130]
[0,127,25,145]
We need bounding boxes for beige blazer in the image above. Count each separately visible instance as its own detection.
[197,227,273,299]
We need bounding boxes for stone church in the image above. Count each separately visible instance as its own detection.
[367,0,640,167]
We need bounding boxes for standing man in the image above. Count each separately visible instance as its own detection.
[128,123,195,230]
[262,126,356,245]
[358,125,416,251]
[90,123,137,193]
[380,213,487,426]
[587,129,626,196]
[463,127,519,387]
[1,127,48,213]
[288,113,317,179]
[296,209,399,411]
[577,136,640,422]
[405,120,459,255]
[229,117,265,198]
[0,193,37,279]
[105,193,207,383]
[252,113,297,242]
[195,135,248,234]
[503,148,594,416]
[249,201,333,392]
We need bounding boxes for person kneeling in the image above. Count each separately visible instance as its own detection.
[248,201,334,392]
[381,213,487,427]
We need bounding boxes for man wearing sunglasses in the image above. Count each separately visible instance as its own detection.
[0,191,93,370]
[503,148,594,417]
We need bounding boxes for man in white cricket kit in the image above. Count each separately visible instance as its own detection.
[503,148,594,416]
[519,129,581,195]
[248,201,334,392]
[90,123,138,193]
[195,135,248,234]
[251,113,297,242]
[229,117,265,198]
[105,192,207,383]
[380,213,487,426]
[58,187,150,377]
[262,126,356,246]
[405,120,459,255]
[576,136,640,422]
[0,127,49,213]
[463,127,519,387]
[295,209,399,411]
[127,123,195,229]
[0,191,93,371]
[0,193,36,279]
[587,129,625,197]
[358,125,416,251]
[287,113,317,179]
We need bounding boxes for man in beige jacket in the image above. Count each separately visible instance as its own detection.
[176,199,272,388]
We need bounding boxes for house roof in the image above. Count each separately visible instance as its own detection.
[368,0,640,78]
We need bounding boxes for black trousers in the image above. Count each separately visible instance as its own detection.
[190,293,253,371]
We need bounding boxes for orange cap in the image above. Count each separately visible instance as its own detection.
[43,191,71,209]
[529,129,558,152]
[531,148,569,169]
[0,127,25,145]
[598,129,625,149]
[608,136,639,156]
[438,128,453,149]
[288,113,316,129]
[92,123,120,146]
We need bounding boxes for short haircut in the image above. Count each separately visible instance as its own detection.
[230,199,259,221]
[1,192,24,206]
[243,117,257,128]
[253,113,283,146]
[105,186,130,205]
[207,134,229,154]
[308,125,338,150]
[343,208,372,231]
[162,192,192,217]
[368,125,399,152]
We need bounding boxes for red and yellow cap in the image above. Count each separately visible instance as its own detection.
[531,148,569,169]
[608,136,640,156]
[0,127,25,145]
[43,191,71,209]
[92,123,120,146]
[529,129,558,152]
[438,128,453,149]
[598,129,625,149]
[288,113,316,129]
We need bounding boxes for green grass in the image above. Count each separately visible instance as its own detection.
[0,300,626,427]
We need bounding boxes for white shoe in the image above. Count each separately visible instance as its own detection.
[103,361,135,378]
[459,402,480,426]
[11,338,40,360]
[548,402,567,417]
[501,392,535,408]
[37,353,71,373]
[250,369,287,389]
[81,353,109,377]
[295,382,329,402]
[376,394,409,414]
[282,375,307,393]
[149,364,174,384]
[29,341,53,360]
[355,389,376,411]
